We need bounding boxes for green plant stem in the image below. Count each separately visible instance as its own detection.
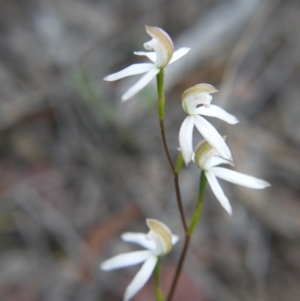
[156,69,187,231]
[154,258,165,301]
[167,171,207,301]
[188,171,207,235]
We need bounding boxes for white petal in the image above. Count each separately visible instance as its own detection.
[194,115,232,161]
[121,233,155,251]
[172,235,179,245]
[168,47,191,64]
[196,105,239,124]
[134,51,156,62]
[121,67,160,101]
[183,93,212,115]
[205,170,232,215]
[211,167,271,189]
[179,116,195,165]
[104,63,153,81]
[100,250,152,271]
[207,156,234,168]
[124,255,157,301]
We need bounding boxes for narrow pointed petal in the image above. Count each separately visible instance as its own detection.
[205,170,232,215]
[211,167,271,189]
[124,255,157,301]
[194,115,232,161]
[196,105,239,124]
[100,250,152,271]
[121,67,160,101]
[121,233,155,251]
[134,51,156,62]
[104,63,153,81]
[168,47,191,64]
[179,116,195,165]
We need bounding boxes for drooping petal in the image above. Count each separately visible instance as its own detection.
[195,105,239,124]
[211,167,271,189]
[104,63,153,81]
[205,170,232,215]
[194,115,232,162]
[121,232,155,251]
[168,47,191,65]
[121,67,160,101]
[100,250,152,271]
[179,116,195,165]
[134,51,156,62]
[124,254,157,301]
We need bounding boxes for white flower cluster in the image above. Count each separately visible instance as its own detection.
[178,83,270,214]
[101,25,270,301]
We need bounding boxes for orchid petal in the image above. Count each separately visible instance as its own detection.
[179,116,195,165]
[194,115,232,161]
[205,170,232,215]
[196,105,239,124]
[145,26,174,68]
[182,94,212,115]
[104,64,153,81]
[207,156,234,169]
[211,167,270,189]
[121,67,160,101]
[100,250,152,271]
[168,47,191,64]
[172,235,179,245]
[121,233,155,251]
[134,51,156,62]
[124,254,157,301]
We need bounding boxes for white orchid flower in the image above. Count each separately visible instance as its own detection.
[100,219,179,301]
[104,26,190,102]
[194,139,270,215]
[179,83,239,166]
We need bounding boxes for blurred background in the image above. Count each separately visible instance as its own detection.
[0,0,300,300]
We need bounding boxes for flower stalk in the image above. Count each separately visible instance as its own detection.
[188,171,207,236]
[156,70,187,232]
[154,258,165,301]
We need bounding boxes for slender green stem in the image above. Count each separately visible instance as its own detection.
[157,69,165,121]
[157,69,174,170]
[167,171,208,301]
[154,258,165,301]
[188,171,207,235]
[174,152,184,174]
[156,69,187,231]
